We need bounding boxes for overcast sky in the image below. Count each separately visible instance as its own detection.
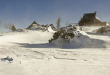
[0,0,110,32]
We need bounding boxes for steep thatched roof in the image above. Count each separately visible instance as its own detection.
[31,21,37,24]
[78,12,105,26]
[27,21,39,29]
[83,13,96,20]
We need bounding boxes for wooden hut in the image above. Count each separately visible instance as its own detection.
[78,11,107,26]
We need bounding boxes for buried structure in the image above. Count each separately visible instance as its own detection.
[27,21,40,29]
[78,11,107,26]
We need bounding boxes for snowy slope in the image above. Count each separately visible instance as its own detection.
[0,27,110,75]
[0,30,53,45]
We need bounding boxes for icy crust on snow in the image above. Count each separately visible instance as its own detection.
[50,33,106,48]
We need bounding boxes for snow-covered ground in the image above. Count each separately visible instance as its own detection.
[0,26,110,75]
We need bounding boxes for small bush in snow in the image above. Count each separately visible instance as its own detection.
[49,28,75,43]
[67,27,76,32]
[96,27,107,34]
[73,26,77,29]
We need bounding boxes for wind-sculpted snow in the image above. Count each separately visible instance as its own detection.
[76,26,101,32]
[49,27,106,48]
[0,26,110,75]
[51,35,106,48]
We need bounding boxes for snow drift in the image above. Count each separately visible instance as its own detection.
[50,35,106,48]
[0,25,110,75]
[49,27,106,48]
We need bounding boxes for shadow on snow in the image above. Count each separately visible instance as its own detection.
[12,40,106,49]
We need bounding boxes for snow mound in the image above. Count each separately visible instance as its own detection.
[78,26,102,32]
[47,26,56,32]
[49,27,106,48]
[51,35,106,48]
[92,26,110,35]
[15,29,26,32]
